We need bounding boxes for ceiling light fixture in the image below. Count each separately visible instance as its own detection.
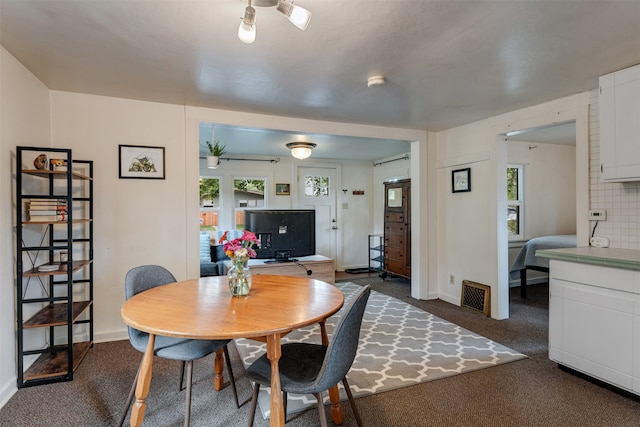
[286,142,316,160]
[238,1,257,44]
[238,0,311,44]
[367,75,386,88]
[276,0,312,30]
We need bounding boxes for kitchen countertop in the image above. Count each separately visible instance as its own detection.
[536,246,640,270]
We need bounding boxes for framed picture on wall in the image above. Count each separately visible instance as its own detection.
[119,144,165,179]
[276,183,290,195]
[452,167,471,193]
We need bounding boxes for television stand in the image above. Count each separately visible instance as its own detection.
[224,255,335,284]
[264,258,298,264]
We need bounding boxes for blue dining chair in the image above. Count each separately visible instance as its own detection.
[244,285,371,427]
[118,265,239,427]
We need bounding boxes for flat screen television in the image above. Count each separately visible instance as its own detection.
[244,209,316,261]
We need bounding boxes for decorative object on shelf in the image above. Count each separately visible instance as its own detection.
[206,140,226,169]
[221,230,258,297]
[452,167,471,193]
[275,183,290,195]
[33,154,47,170]
[37,263,60,272]
[50,158,68,171]
[119,144,165,179]
[238,0,312,44]
[286,142,316,159]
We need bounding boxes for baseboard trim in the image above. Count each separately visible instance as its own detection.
[0,378,16,410]
[95,329,128,343]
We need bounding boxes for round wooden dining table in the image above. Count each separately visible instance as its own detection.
[121,274,345,427]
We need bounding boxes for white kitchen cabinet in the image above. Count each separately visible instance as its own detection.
[548,259,640,396]
[599,63,640,182]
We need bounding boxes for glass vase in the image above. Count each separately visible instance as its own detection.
[227,258,252,297]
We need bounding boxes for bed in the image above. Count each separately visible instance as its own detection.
[509,234,577,298]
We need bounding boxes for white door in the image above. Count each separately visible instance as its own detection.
[297,167,337,261]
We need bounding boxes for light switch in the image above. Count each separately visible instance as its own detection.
[342,203,348,209]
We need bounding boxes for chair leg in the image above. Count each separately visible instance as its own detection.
[283,391,288,424]
[223,346,240,408]
[117,365,140,427]
[179,360,186,391]
[342,377,363,427]
[314,392,328,427]
[247,383,260,427]
[184,361,193,427]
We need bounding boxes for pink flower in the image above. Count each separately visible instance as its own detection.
[221,230,259,260]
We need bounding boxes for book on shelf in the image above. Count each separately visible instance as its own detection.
[27,214,66,222]
[29,209,67,216]
[25,199,68,221]
[27,198,67,204]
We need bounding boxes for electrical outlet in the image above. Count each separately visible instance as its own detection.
[588,209,607,221]
[449,274,455,285]
[590,236,610,248]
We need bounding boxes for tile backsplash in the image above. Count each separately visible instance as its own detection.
[589,90,640,249]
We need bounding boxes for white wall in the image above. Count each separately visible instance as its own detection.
[508,140,577,239]
[434,93,590,319]
[50,91,188,342]
[0,47,52,407]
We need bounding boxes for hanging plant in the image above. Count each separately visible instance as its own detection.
[207,140,226,157]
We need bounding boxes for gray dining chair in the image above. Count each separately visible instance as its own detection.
[245,285,371,427]
[118,265,239,427]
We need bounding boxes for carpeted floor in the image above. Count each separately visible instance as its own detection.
[235,282,525,419]
[0,276,639,426]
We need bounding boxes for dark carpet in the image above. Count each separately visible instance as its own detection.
[0,276,639,426]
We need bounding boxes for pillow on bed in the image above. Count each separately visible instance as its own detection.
[200,232,211,262]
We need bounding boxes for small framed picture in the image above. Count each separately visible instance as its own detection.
[452,168,471,193]
[275,183,290,195]
[119,145,165,179]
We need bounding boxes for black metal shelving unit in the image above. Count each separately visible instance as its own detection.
[368,234,384,273]
[15,146,94,388]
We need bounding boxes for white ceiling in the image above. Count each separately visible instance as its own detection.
[2,1,638,159]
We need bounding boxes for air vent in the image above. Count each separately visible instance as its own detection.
[461,280,491,316]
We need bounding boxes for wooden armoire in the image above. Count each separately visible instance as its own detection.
[382,179,411,279]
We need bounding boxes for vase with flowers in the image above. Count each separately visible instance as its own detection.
[221,230,258,297]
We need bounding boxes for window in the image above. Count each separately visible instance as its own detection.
[233,178,266,229]
[199,177,220,232]
[304,175,329,197]
[507,165,524,240]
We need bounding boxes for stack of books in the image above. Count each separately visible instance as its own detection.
[26,199,68,222]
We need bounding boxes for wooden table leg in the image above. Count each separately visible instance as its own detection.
[266,333,284,427]
[130,334,155,427]
[213,348,224,391]
[319,320,344,425]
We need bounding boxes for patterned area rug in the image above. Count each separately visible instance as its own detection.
[234,282,527,419]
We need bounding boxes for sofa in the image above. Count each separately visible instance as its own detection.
[199,230,243,277]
